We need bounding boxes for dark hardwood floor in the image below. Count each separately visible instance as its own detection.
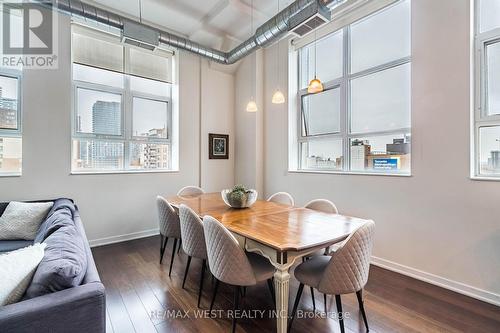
[92,236,500,333]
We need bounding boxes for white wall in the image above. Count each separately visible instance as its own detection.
[237,0,500,305]
[0,14,235,245]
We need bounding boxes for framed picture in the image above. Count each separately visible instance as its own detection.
[209,133,229,159]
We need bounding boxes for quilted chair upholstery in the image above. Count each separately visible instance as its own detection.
[267,192,295,206]
[177,186,205,196]
[304,199,338,214]
[179,204,207,260]
[318,220,375,294]
[203,216,275,286]
[156,196,181,239]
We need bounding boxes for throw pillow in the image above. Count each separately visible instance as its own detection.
[0,243,46,305]
[0,202,53,240]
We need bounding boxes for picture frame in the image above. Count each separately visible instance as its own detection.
[209,133,229,159]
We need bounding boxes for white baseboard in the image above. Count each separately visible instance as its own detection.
[371,256,500,307]
[89,228,159,248]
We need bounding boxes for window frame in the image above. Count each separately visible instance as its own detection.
[0,69,22,177]
[473,0,500,179]
[296,1,411,175]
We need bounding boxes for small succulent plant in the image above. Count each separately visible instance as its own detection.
[227,185,252,208]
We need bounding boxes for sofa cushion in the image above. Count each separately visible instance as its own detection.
[0,240,33,253]
[0,243,46,306]
[34,199,75,243]
[24,223,88,299]
[0,202,53,240]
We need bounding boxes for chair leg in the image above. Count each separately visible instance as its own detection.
[356,290,369,332]
[310,287,316,311]
[210,279,220,312]
[159,236,168,264]
[182,256,192,289]
[198,259,206,308]
[288,283,304,332]
[335,295,345,333]
[324,293,327,313]
[267,279,276,307]
[177,239,182,255]
[232,285,240,333]
[168,238,177,277]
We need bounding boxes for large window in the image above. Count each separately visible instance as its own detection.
[295,0,411,174]
[0,72,22,176]
[474,0,500,177]
[71,26,174,173]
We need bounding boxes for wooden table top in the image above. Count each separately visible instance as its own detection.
[166,192,369,251]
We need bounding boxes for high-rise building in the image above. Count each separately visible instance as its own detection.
[89,101,122,169]
[141,128,168,169]
[0,87,18,129]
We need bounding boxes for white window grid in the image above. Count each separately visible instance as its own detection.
[473,1,500,178]
[297,19,411,174]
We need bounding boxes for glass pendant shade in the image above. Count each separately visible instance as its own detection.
[307,77,324,94]
[246,99,258,112]
[272,89,285,104]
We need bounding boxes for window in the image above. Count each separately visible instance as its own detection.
[0,73,22,176]
[295,0,411,174]
[71,26,174,173]
[474,0,500,177]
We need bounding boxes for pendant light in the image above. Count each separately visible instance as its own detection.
[307,26,324,94]
[272,0,285,104]
[246,0,258,112]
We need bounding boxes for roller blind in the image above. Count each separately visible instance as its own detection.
[71,25,173,83]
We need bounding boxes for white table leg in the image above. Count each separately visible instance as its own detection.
[274,267,290,333]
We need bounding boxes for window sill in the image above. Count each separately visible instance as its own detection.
[288,169,412,177]
[470,175,500,181]
[0,173,22,177]
[70,169,179,175]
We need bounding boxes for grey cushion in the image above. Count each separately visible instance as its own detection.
[0,240,33,253]
[34,199,75,243]
[294,255,330,288]
[24,224,88,299]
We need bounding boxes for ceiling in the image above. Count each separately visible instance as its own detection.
[83,0,296,51]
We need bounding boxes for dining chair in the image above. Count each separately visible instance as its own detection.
[304,199,338,214]
[203,215,276,333]
[177,186,205,196]
[267,192,295,206]
[289,220,375,333]
[156,196,181,277]
[302,198,341,310]
[178,204,208,308]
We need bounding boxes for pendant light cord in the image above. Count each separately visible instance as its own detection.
[139,0,142,23]
[251,0,255,99]
[277,0,280,87]
[314,27,317,79]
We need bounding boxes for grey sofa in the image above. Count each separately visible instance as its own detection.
[0,199,106,333]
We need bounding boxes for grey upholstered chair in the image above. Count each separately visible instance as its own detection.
[177,186,205,196]
[289,220,375,333]
[156,196,181,277]
[267,192,295,206]
[179,204,208,308]
[203,215,276,333]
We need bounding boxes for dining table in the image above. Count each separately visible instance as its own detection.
[166,192,370,333]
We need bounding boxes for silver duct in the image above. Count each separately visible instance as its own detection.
[35,0,340,64]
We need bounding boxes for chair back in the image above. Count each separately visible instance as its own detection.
[179,204,207,259]
[156,196,181,238]
[318,220,375,295]
[203,215,256,286]
[177,186,205,196]
[305,199,338,214]
[267,192,295,206]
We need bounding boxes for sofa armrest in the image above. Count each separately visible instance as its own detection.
[0,282,105,333]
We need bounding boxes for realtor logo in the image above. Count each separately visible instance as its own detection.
[1,0,58,69]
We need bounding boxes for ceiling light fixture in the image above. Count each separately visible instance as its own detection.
[272,0,285,105]
[307,25,323,94]
[246,0,258,112]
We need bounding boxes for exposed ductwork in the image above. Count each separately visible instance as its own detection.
[34,0,343,64]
